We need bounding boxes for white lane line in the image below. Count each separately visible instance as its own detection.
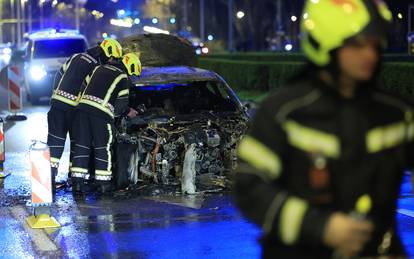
[9,206,59,252]
[397,209,414,218]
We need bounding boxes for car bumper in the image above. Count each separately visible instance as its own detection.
[27,70,57,99]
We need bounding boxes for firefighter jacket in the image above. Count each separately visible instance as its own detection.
[51,52,99,110]
[77,64,130,121]
[234,75,413,258]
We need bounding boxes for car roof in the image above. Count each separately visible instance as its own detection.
[28,29,86,41]
[132,66,220,85]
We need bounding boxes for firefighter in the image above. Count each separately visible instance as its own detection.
[70,53,142,194]
[234,0,411,258]
[47,38,123,195]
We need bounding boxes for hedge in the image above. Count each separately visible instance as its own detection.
[379,62,414,95]
[198,58,414,96]
[204,52,306,63]
[203,52,414,63]
[198,58,304,91]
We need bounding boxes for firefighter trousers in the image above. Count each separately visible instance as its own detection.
[71,111,114,182]
[47,108,75,170]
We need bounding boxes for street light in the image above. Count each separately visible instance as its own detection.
[398,13,403,20]
[207,34,214,41]
[236,11,245,19]
[152,18,158,24]
[134,18,141,25]
[291,15,297,22]
[169,17,176,24]
[285,43,293,51]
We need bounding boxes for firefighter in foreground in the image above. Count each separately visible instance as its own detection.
[47,39,123,194]
[70,53,142,194]
[234,0,411,258]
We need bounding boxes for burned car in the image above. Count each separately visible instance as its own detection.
[114,66,249,193]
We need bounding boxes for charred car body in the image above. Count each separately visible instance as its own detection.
[114,66,249,193]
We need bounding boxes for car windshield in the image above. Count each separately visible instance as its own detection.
[32,39,86,58]
[130,80,240,115]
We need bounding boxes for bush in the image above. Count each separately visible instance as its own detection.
[198,58,303,91]
[202,52,414,63]
[203,52,306,63]
[198,58,414,98]
[379,62,414,95]
[197,58,272,91]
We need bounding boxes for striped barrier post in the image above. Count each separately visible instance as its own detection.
[6,65,26,121]
[26,141,60,229]
[0,117,8,178]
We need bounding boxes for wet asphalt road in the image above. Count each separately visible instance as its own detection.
[0,105,261,258]
[0,104,413,258]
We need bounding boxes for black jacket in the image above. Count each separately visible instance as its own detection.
[51,51,99,110]
[77,63,130,121]
[234,75,412,258]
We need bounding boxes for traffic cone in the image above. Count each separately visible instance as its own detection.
[26,141,60,229]
[0,117,9,178]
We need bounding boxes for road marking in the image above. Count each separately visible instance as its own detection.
[397,209,414,218]
[9,206,59,252]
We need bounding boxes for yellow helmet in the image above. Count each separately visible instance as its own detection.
[122,53,142,76]
[99,38,123,59]
[301,0,392,66]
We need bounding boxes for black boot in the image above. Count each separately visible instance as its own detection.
[72,177,86,195]
[51,167,58,202]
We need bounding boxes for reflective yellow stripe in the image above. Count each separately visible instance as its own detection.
[81,66,100,99]
[96,170,112,176]
[407,122,414,141]
[279,197,308,245]
[283,120,340,158]
[118,89,129,97]
[237,136,282,180]
[103,74,127,106]
[79,99,114,118]
[52,94,78,107]
[85,74,91,85]
[366,122,407,153]
[106,124,113,172]
[50,157,60,163]
[71,167,88,173]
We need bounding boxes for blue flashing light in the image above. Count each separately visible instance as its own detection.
[117,9,126,17]
[136,83,190,91]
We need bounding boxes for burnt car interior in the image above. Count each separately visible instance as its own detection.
[129,80,239,117]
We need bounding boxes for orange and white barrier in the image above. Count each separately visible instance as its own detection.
[8,66,23,113]
[0,117,5,177]
[6,65,26,121]
[27,141,60,229]
[29,142,53,205]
